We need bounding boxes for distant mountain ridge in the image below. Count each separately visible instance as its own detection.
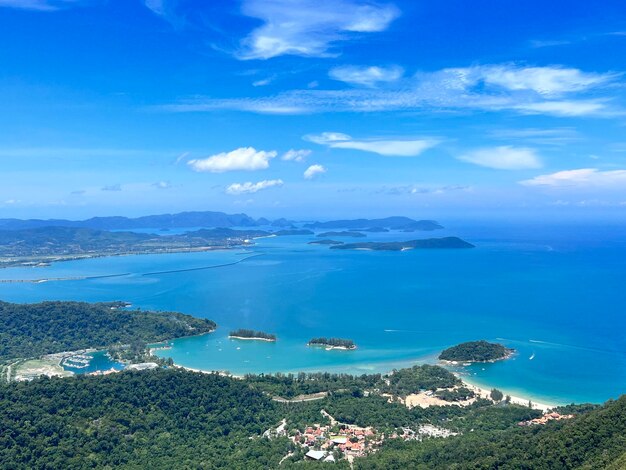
[0,211,264,231]
[0,212,443,231]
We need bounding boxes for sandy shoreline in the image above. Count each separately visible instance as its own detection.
[460,377,556,412]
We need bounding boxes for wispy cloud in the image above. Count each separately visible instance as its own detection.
[101,184,122,192]
[441,65,618,96]
[520,168,626,187]
[160,64,622,117]
[329,65,404,87]
[238,0,400,59]
[513,100,609,117]
[152,181,172,189]
[488,128,581,146]
[252,77,275,87]
[0,0,90,10]
[458,146,543,170]
[529,39,572,48]
[305,132,439,156]
[226,179,284,194]
[174,152,190,164]
[373,184,471,195]
[303,164,326,179]
[282,149,311,162]
[188,147,277,173]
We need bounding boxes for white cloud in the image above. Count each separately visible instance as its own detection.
[188,147,277,173]
[305,132,439,156]
[329,65,404,87]
[282,149,311,162]
[520,168,626,187]
[161,64,620,117]
[226,179,284,194]
[238,0,400,59]
[458,146,542,170]
[303,164,327,179]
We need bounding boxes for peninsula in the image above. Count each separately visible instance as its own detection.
[0,226,307,268]
[439,340,515,363]
[330,236,475,251]
[0,300,217,362]
[229,329,277,342]
[307,337,356,350]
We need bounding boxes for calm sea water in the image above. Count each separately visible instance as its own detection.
[1,221,625,405]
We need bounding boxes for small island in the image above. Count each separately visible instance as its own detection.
[439,340,514,363]
[273,229,314,236]
[308,239,344,245]
[307,337,356,350]
[229,329,277,342]
[317,231,366,238]
[330,237,475,251]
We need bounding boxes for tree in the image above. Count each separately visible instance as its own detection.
[490,388,504,402]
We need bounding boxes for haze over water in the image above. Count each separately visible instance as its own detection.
[1,220,625,405]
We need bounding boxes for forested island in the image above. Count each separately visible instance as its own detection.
[0,300,216,361]
[330,236,475,251]
[305,217,444,232]
[229,329,277,342]
[317,231,367,238]
[308,239,344,245]
[439,340,515,363]
[308,337,357,350]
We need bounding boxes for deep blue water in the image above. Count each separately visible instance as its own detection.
[1,221,625,405]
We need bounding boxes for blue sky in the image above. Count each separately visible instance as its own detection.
[1,0,625,219]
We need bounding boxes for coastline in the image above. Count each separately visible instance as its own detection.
[0,253,263,284]
[0,244,252,272]
[460,375,556,412]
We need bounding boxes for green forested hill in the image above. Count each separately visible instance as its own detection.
[0,368,624,469]
[357,395,626,469]
[0,301,216,360]
[0,370,288,469]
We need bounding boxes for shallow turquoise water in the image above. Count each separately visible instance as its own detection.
[61,350,125,374]
[1,221,625,405]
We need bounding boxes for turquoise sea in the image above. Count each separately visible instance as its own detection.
[1,220,625,405]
